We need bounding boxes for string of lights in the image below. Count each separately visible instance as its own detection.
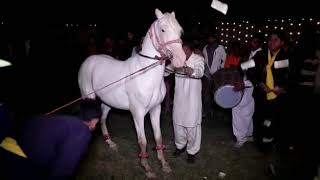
[215,17,320,47]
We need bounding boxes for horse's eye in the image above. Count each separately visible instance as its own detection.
[161,29,165,32]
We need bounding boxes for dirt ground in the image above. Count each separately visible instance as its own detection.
[75,108,306,180]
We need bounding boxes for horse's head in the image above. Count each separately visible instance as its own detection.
[148,9,186,68]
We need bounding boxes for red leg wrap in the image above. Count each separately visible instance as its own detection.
[155,144,166,150]
[103,134,111,141]
[138,152,149,158]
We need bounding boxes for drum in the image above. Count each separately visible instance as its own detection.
[212,68,244,108]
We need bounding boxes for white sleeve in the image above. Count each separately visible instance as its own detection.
[191,56,205,78]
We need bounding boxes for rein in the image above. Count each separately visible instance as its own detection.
[138,52,172,65]
[165,67,201,79]
[137,52,171,61]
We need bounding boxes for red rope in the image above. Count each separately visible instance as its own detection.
[45,61,160,115]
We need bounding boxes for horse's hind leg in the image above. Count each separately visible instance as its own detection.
[101,104,117,151]
[149,105,171,173]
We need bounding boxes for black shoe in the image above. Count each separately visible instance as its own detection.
[187,154,195,164]
[173,147,186,157]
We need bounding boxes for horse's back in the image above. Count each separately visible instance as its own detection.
[78,54,130,109]
[79,54,126,85]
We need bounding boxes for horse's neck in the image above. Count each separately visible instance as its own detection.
[136,35,165,83]
[140,35,160,59]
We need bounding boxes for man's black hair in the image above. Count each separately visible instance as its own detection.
[79,99,102,121]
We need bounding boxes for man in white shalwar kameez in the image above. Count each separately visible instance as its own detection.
[232,78,255,148]
[165,42,204,163]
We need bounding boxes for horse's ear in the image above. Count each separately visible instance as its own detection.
[171,11,175,18]
[155,8,164,19]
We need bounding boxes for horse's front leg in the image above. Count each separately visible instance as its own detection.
[150,105,171,173]
[131,109,157,178]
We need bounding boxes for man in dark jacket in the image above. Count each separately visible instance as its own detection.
[257,31,290,151]
[0,99,101,180]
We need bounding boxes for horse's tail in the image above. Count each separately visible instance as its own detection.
[78,55,97,100]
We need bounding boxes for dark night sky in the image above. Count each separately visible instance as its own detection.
[1,0,319,32]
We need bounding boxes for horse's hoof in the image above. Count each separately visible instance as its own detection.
[162,163,172,173]
[109,143,118,151]
[145,171,157,179]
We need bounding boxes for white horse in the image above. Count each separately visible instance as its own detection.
[78,9,186,177]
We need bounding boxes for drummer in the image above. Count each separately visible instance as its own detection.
[224,40,255,148]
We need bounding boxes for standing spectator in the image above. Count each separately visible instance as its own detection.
[255,30,291,156]
[202,33,226,118]
[242,33,265,141]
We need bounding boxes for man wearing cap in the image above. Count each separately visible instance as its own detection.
[0,99,101,180]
